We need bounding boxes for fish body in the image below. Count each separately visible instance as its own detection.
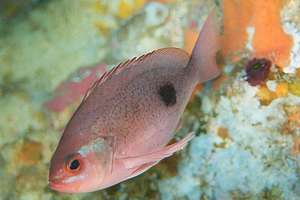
[49,11,220,193]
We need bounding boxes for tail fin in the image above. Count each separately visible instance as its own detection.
[188,10,221,83]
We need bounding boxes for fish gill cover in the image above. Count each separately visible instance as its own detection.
[0,0,300,199]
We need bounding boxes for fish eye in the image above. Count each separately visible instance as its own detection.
[65,154,82,173]
[69,159,80,170]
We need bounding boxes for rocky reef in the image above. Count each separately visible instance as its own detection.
[0,0,300,199]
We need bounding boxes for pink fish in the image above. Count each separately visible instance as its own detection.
[49,11,221,193]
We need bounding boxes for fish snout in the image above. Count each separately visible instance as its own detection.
[49,178,83,193]
[49,181,66,192]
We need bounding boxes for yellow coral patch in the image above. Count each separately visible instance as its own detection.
[275,82,289,97]
[94,1,108,13]
[217,127,231,140]
[118,0,146,19]
[95,20,114,36]
[256,85,277,105]
[296,69,300,77]
[17,140,43,166]
[288,81,300,96]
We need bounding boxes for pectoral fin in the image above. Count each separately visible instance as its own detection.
[127,161,159,179]
[118,132,195,169]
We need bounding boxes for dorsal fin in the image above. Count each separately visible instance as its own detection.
[82,51,156,102]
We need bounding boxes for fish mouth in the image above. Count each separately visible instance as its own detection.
[49,180,82,193]
[49,181,67,192]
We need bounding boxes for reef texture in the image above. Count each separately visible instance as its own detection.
[0,0,300,200]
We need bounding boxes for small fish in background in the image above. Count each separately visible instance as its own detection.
[49,11,221,193]
[45,64,108,113]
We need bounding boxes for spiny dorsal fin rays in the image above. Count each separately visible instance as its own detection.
[82,51,156,102]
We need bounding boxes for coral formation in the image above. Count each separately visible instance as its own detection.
[245,58,272,86]
[221,0,293,70]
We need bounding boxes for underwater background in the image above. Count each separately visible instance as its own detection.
[1,0,300,199]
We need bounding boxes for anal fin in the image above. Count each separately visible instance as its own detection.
[128,161,158,179]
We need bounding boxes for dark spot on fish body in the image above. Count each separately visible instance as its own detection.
[158,82,176,107]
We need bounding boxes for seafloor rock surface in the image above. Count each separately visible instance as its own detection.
[0,0,300,199]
